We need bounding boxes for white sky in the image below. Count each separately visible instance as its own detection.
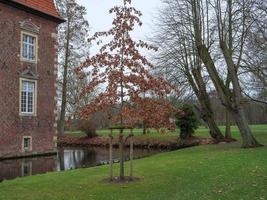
[77,0,162,41]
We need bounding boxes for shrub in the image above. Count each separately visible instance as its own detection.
[79,120,98,138]
[176,104,199,139]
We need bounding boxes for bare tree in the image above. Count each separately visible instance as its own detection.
[153,0,225,141]
[191,0,263,147]
[157,0,265,147]
[65,71,97,120]
[56,0,90,135]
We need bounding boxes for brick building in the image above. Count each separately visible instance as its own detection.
[0,0,64,158]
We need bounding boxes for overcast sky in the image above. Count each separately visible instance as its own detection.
[77,0,163,41]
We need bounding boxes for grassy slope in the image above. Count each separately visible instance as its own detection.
[0,125,266,200]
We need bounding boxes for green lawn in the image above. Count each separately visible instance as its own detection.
[0,125,266,200]
[66,124,265,142]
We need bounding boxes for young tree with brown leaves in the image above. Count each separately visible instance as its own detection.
[77,0,178,180]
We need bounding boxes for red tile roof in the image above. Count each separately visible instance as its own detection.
[13,0,62,20]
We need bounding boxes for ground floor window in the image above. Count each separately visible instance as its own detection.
[20,79,37,116]
[22,136,32,152]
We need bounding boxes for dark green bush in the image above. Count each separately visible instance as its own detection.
[79,120,98,138]
[176,104,199,139]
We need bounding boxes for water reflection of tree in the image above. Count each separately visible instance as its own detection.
[57,148,97,170]
[83,148,97,167]
[56,147,160,171]
[58,148,65,171]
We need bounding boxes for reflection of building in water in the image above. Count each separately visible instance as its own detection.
[0,147,161,181]
[0,156,55,181]
[21,160,32,177]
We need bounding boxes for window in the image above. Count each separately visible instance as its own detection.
[21,32,37,62]
[20,79,37,115]
[23,137,32,152]
[23,138,31,151]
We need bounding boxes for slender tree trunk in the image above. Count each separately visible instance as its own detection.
[205,113,224,141]
[225,109,232,139]
[118,30,126,180]
[58,148,65,171]
[222,0,259,146]
[109,135,113,180]
[195,103,224,141]
[119,134,124,180]
[143,122,147,135]
[59,15,71,136]
[59,61,68,135]
[129,135,133,179]
[220,41,262,147]
[191,67,225,141]
[119,76,124,174]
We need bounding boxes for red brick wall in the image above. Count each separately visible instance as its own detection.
[0,2,58,157]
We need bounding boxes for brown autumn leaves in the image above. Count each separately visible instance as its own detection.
[75,0,181,131]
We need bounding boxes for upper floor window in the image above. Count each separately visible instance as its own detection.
[20,79,37,116]
[21,32,38,63]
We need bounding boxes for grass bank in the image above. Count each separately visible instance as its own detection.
[61,126,217,149]
[0,125,266,200]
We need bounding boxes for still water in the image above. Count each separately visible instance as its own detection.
[0,147,165,181]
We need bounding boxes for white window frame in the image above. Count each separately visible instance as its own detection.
[19,78,37,116]
[20,31,38,63]
[22,136,32,152]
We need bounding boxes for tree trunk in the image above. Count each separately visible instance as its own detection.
[143,122,147,135]
[205,114,225,141]
[129,135,133,180]
[231,107,262,148]
[225,109,232,139]
[119,134,124,180]
[59,62,68,135]
[220,41,262,147]
[191,67,225,141]
[59,15,71,136]
[58,148,65,171]
[109,135,113,180]
[118,31,126,180]
[195,104,224,141]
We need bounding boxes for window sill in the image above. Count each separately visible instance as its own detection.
[20,58,37,64]
[20,113,37,117]
[23,149,32,152]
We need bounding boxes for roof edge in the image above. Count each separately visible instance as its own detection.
[0,0,65,23]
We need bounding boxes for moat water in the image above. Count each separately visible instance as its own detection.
[0,147,166,182]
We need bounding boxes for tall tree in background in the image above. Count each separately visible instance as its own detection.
[157,0,264,147]
[153,4,225,141]
[56,0,90,135]
[77,0,178,180]
[191,0,263,147]
[66,71,96,120]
